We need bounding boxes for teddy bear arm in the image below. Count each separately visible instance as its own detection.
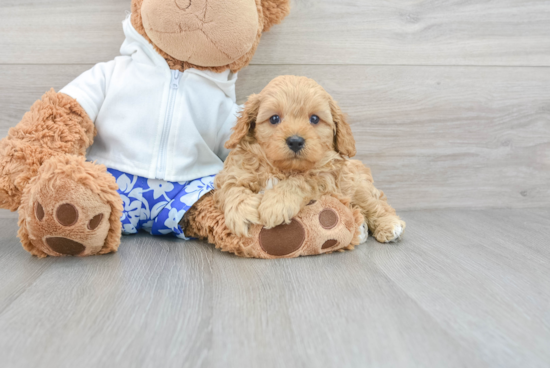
[0,90,95,211]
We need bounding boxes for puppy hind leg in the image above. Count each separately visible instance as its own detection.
[361,193,405,243]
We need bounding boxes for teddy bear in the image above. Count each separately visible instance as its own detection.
[0,0,370,259]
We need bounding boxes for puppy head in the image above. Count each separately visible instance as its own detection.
[226,76,356,172]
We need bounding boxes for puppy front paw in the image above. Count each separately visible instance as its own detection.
[226,216,253,238]
[224,195,262,237]
[373,219,406,243]
[258,192,302,229]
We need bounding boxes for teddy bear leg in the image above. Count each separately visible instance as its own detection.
[184,193,364,259]
[18,155,122,258]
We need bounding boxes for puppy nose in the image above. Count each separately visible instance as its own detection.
[286,136,305,153]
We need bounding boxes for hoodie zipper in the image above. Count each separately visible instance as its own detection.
[155,69,181,179]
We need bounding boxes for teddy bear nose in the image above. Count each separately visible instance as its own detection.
[286,135,305,153]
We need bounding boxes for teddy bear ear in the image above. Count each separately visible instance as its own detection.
[261,0,291,32]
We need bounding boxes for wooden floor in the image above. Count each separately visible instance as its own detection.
[0,209,549,368]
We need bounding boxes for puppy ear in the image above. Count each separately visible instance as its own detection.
[330,98,357,158]
[225,94,261,149]
[261,0,291,32]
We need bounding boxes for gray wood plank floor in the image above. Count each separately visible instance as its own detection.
[0,209,549,368]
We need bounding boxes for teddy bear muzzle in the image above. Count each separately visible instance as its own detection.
[140,0,260,66]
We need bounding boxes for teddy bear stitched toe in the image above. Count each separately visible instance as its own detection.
[55,203,79,226]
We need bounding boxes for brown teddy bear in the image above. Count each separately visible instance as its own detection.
[0,0,290,257]
[1,0,378,259]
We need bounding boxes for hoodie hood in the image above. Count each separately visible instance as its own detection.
[120,15,238,101]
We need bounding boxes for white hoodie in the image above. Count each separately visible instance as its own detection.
[60,17,239,182]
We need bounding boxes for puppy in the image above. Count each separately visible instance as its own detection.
[214,76,405,243]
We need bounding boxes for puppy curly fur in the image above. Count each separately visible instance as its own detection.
[215,76,406,243]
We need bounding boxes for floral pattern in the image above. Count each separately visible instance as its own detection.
[108,168,215,239]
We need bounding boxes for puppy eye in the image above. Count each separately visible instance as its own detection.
[310,115,320,125]
[270,115,281,125]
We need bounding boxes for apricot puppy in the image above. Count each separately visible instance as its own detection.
[215,76,405,243]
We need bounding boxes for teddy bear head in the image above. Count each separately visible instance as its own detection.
[131,0,290,73]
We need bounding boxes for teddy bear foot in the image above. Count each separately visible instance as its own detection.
[247,197,364,258]
[185,194,365,259]
[18,155,122,258]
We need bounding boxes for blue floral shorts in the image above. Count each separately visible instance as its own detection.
[107,168,215,239]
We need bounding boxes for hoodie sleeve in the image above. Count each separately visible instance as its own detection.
[216,103,241,161]
[60,61,117,123]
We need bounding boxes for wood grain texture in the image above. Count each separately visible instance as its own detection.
[1,64,549,210]
[0,0,128,65]
[1,0,549,66]
[0,209,549,368]
[0,219,215,368]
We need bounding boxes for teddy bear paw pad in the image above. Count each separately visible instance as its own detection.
[321,239,338,249]
[259,219,306,256]
[45,237,86,256]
